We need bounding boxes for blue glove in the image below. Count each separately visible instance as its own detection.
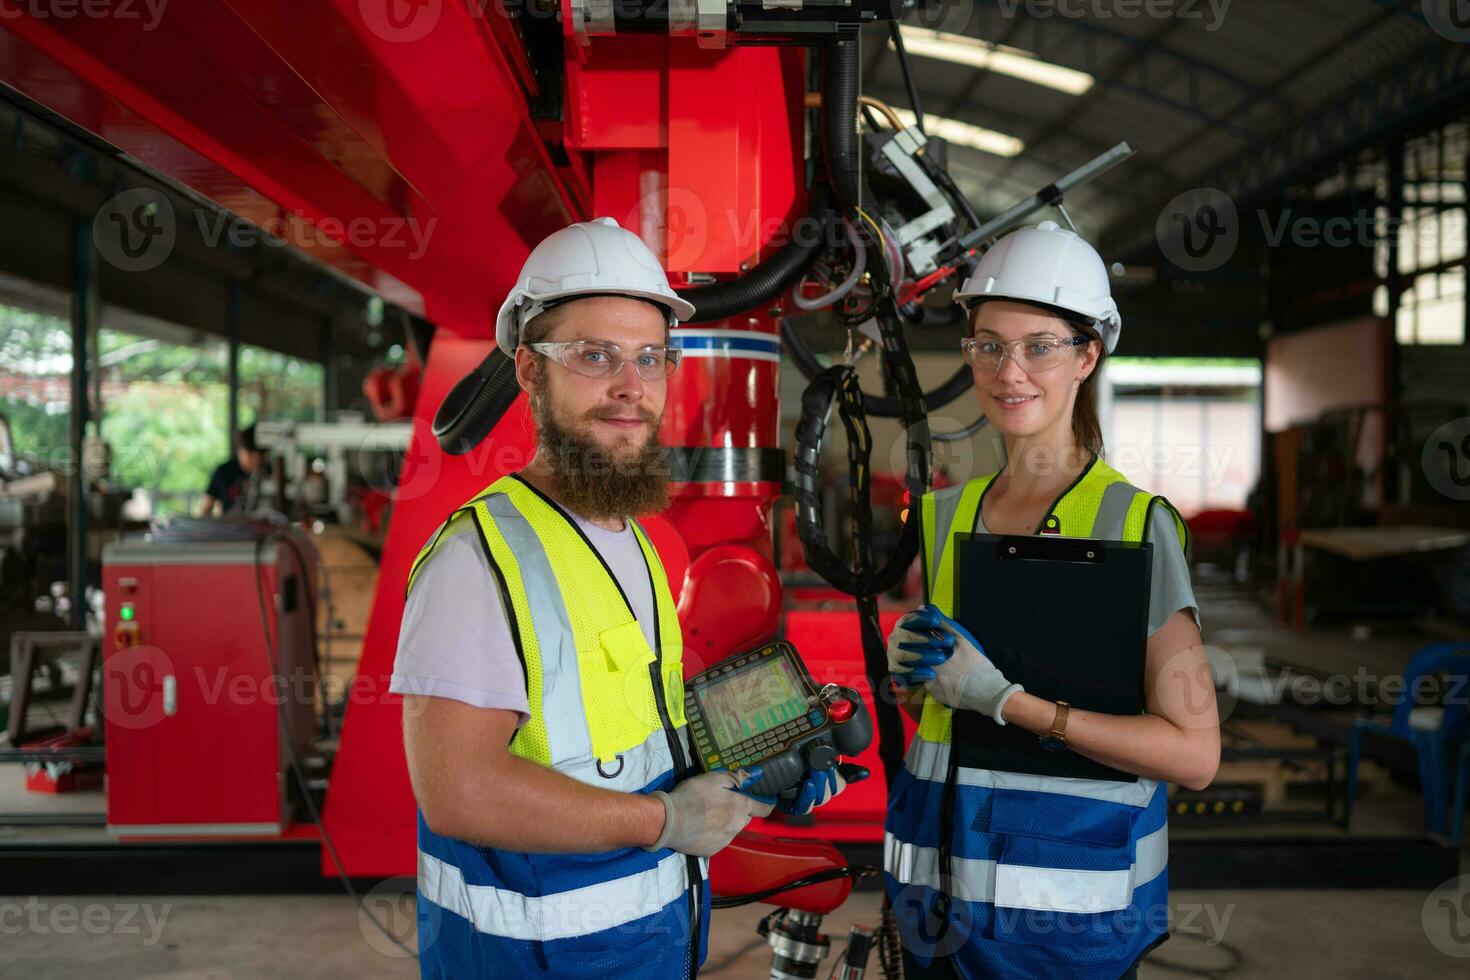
[779,763,870,816]
[736,766,770,797]
[899,605,1023,724]
[886,609,953,687]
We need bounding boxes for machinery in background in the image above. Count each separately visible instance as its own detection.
[1,418,137,674]
[713,832,889,979]
[101,526,319,837]
[362,356,422,424]
[253,417,411,533]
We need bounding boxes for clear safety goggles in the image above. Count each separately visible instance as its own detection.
[960,334,1090,374]
[528,340,682,382]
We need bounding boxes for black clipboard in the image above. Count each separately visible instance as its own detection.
[951,532,1153,783]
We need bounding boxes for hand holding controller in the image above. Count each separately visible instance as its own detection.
[738,685,873,798]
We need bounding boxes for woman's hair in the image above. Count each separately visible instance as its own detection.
[1066,314,1106,456]
[967,301,1107,456]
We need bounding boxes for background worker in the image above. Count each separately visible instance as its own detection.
[199,423,264,516]
[884,221,1221,980]
[394,217,847,979]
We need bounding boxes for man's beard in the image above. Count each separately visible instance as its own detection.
[530,390,671,520]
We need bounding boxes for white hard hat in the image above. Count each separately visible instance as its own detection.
[494,216,696,353]
[954,220,1122,353]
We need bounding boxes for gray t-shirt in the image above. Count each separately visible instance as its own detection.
[390,513,657,726]
[972,503,1200,635]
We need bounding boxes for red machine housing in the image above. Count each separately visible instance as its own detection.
[711,832,857,915]
[100,538,317,838]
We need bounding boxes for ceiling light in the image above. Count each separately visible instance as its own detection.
[895,25,1094,96]
[892,108,1025,159]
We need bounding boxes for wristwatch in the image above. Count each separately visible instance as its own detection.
[1040,701,1070,752]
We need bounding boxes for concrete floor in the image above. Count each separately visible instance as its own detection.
[2,886,1467,978]
[5,579,1470,976]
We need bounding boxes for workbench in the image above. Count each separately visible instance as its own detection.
[1280,525,1470,628]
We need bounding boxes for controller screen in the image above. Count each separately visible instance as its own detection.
[696,654,809,750]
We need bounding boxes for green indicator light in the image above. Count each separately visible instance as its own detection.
[120,604,134,621]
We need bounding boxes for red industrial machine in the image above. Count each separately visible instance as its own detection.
[1,3,1121,975]
[100,535,318,838]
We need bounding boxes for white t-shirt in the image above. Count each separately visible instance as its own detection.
[389,512,657,726]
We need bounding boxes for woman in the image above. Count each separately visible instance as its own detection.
[883,221,1221,980]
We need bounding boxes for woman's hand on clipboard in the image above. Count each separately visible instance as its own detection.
[886,611,952,685]
[892,605,1025,726]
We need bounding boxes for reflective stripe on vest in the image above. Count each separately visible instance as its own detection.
[419,846,707,942]
[888,452,1186,974]
[885,825,1167,915]
[405,474,698,971]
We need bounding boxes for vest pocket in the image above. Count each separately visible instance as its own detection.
[585,620,660,763]
[986,799,1141,951]
[989,789,1135,850]
[988,834,1138,950]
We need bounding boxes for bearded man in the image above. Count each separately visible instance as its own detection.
[392,218,779,980]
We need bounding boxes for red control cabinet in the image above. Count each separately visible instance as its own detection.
[101,537,316,838]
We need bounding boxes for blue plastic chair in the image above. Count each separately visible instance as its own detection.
[1345,643,1470,840]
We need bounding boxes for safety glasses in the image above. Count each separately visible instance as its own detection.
[960,334,1090,374]
[528,340,682,382]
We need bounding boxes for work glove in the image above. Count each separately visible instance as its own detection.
[778,762,870,816]
[646,767,774,857]
[900,605,1023,725]
[886,611,952,687]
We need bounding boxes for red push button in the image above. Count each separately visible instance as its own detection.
[828,698,855,723]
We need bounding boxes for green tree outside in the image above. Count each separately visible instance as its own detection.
[2,302,322,513]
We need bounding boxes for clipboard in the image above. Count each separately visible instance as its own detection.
[950,532,1153,783]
